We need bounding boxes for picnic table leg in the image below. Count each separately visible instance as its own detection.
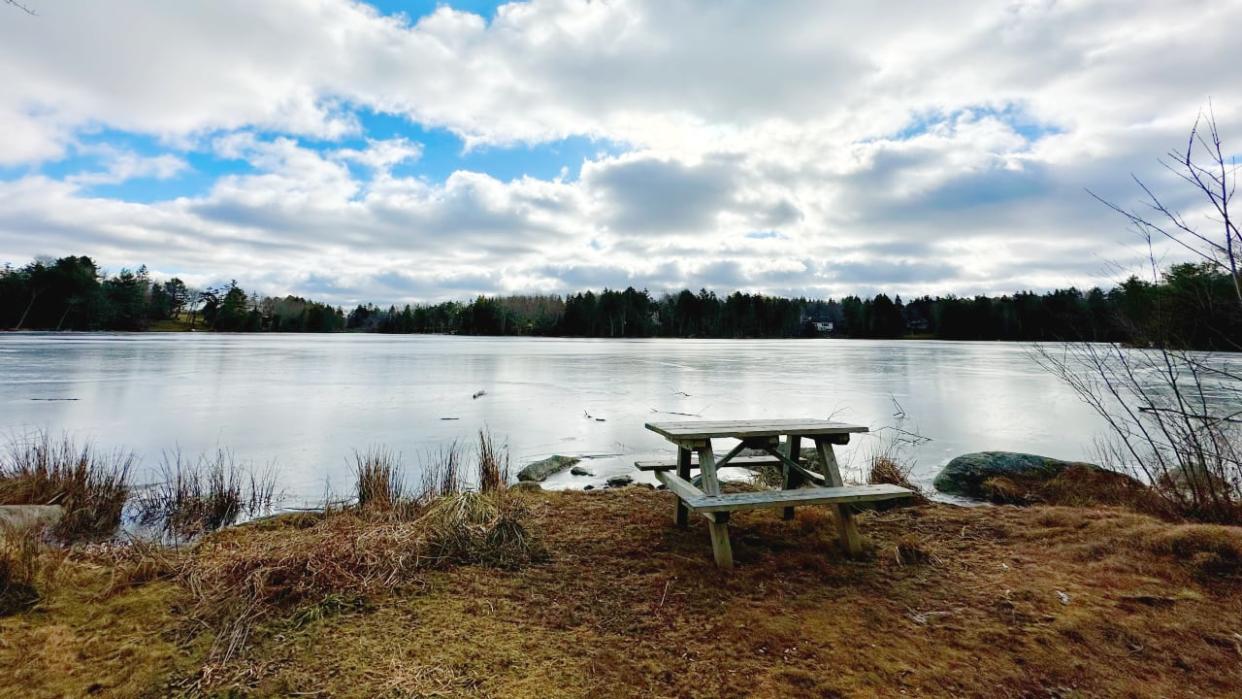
[781,435,801,520]
[707,512,733,569]
[674,446,691,528]
[814,436,862,557]
[697,441,733,569]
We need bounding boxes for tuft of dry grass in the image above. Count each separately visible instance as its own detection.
[867,455,921,493]
[0,523,66,616]
[892,533,937,565]
[73,536,182,596]
[476,429,509,494]
[419,441,464,502]
[0,524,43,615]
[352,446,407,514]
[182,490,543,662]
[0,432,132,542]
[136,449,277,539]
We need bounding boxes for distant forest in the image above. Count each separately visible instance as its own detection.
[2,254,1239,350]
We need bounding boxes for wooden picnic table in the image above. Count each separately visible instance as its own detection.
[638,419,914,569]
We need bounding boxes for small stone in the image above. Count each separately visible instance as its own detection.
[583,485,595,491]
[570,466,593,477]
[605,474,634,488]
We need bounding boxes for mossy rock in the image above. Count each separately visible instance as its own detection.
[516,455,580,482]
[933,452,1099,499]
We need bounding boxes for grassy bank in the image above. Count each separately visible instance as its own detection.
[3,486,1241,697]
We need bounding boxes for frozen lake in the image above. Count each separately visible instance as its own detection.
[2,333,1120,503]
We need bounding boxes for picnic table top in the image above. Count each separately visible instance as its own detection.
[645,419,868,441]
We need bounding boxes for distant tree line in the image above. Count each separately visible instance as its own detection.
[0,256,344,333]
[2,254,1238,349]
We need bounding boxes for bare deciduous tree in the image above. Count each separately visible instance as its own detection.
[1088,103,1241,306]
[1038,108,1242,523]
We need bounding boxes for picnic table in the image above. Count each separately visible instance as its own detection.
[637,419,915,569]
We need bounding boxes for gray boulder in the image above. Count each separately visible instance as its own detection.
[570,466,593,477]
[517,455,581,482]
[0,505,62,530]
[605,474,634,488]
[933,451,1099,498]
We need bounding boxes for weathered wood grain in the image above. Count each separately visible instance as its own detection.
[645,419,868,441]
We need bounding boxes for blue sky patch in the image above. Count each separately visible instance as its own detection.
[351,108,625,183]
[889,103,1062,144]
[361,0,515,24]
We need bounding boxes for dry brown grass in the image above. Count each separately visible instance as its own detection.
[476,429,509,494]
[0,524,45,615]
[981,464,1175,517]
[3,490,1242,697]
[181,490,543,665]
[352,445,412,517]
[0,432,132,542]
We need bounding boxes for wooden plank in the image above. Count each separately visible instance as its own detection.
[697,442,721,496]
[653,469,709,504]
[815,437,862,557]
[683,483,914,514]
[759,444,826,486]
[674,447,691,528]
[713,441,749,469]
[782,436,801,520]
[707,512,733,569]
[635,454,808,471]
[645,419,868,441]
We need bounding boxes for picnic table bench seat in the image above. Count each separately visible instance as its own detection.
[642,419,916,569]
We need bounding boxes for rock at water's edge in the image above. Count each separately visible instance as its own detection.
[605,474,634,488]
[0,505,63,530]
[933,451,1099,498]
[517,455,581,482]
[570,466,593,477]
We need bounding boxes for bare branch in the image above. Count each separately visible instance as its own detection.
[3,0,36,15]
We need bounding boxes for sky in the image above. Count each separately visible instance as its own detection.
[1,0,1239,305]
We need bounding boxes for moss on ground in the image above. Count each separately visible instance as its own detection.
[3,489,1241,697]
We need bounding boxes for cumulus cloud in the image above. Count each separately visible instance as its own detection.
[1,0,1240,304]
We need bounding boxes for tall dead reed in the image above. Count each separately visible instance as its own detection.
[476,429,509,494]
[135,449,277,539]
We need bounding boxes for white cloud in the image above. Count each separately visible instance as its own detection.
[65,146,188,186]
[1,0,1240,303]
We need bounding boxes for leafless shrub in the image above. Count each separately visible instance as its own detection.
[0,431,132,541]
[1037,343,1241,522]
[135,449,277,539]
[1037,108,1242,523]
